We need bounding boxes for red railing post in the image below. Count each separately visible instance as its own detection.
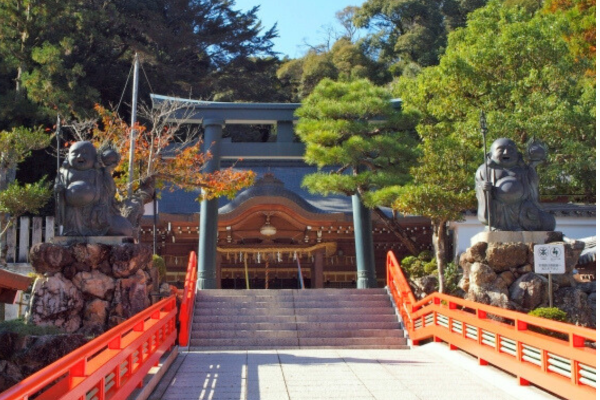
[385,250,596,400]
[178,251,198,347]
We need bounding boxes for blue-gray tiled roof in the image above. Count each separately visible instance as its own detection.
[156,160,353,215]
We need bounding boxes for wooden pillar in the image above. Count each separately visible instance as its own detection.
[312,249,324,288]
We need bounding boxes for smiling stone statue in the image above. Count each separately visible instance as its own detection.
[475,138,555,232]
[56,141,133,237]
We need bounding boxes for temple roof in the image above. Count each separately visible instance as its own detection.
[157,160,354,215]
[218,172,326,215]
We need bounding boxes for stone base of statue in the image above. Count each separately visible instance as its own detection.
[458,232,595,328]
[26,241,156,334]
[52,235,134,246]
[470,230,564,246]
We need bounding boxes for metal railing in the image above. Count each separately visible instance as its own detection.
[387,251,596,400]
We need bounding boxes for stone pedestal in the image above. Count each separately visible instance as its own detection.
[459,232,594,327]
[52,236,134,246]
[27,241,155,334]
[470,231,563,246]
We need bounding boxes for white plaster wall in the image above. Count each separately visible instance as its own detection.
[449,215,596,261]
[144,201,155,216]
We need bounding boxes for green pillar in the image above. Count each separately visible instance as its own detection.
[198,119,223,289]
[352,194,377,288]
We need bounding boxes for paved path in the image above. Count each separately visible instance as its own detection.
[150,343,560,400]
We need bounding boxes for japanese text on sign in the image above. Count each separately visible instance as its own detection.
[534,244,565,274]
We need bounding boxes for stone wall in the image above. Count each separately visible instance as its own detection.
[459,240,595,328]
[26,242,156,334]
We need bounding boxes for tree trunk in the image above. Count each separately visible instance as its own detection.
[373,207,420,255]
[0,213,11,267]
[433,220,448,293]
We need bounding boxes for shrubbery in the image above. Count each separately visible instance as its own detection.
[528,307,567,322]
[401,251,462,295]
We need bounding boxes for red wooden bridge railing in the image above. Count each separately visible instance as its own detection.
[0,296,177,400]
[387,250,596,400]
[178,251,197,347]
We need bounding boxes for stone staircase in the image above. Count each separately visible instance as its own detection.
[188,288,408,350]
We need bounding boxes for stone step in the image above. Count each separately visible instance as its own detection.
[193,315,297,324]
[195,299,392,308]
[187,344,409,351]
[193,321,401,331]
[189,336,407,348]
[194,306,395,316]
[189,288,404,350]
[298,337,407,347]
[193,313,398,324]
[197,289,386,296]
[192,328,404,339]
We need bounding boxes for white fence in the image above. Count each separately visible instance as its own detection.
[5,216,55,263]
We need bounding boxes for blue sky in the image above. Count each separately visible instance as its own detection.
[233,0,365,58]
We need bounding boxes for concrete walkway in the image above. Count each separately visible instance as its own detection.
[149,343,560,400]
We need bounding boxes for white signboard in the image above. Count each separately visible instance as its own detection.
[534,244,566,274]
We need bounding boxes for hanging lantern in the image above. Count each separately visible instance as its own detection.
[259,213,277,236]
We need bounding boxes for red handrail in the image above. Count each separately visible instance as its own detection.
[0,296,177,400]
[178,251,197,347]
[387,251,596,400]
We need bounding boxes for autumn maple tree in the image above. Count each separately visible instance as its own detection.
[66,102,255,203]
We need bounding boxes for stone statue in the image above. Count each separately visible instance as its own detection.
[56,141,133,236]
[475,138,555,231]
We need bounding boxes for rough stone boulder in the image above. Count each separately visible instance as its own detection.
[485,242,529,272]
[0,360,22,394]
[509,272,547,310]
[463,241,487,263]
[110,243,152,278]
[72,270,115,300]
[465,285,511,310]
[0,332,26,360]
[108,269,151,328]
[411,275,438,299]
[554,287,594,328]
[29,243,74,275]
[28,273,84,333]
[27,242,155,335]
[469,262,497,286]
[16,334,88,377]
[71,243,111,269]
[82,299,109,328]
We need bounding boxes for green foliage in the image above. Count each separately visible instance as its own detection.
[423,260,438,275]
[0,179,52,218]
[353,0,487,76]
[401,254,435,279]
[528,307,568,322]
[276,38,391,100]
[528,307,569,337]
[0,318,62,336]
[0,127,52,180]
[0,0,285,126]
[396,0,595,202]
[417,250,433,261]
[443,262,462,295]
[401,254,462,295]
[152,254,167,283]
[401,255,418,269]
[296,79,419,203]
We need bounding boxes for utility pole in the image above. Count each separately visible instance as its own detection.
[128,53,140,199]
